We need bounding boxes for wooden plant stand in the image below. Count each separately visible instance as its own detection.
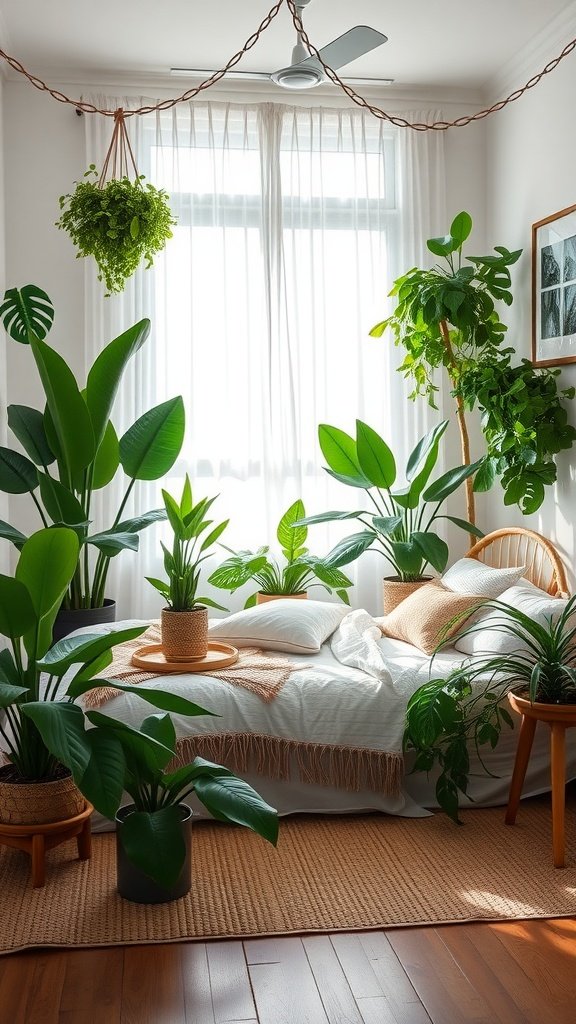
[0,802,94,887]
[505,691,576,868]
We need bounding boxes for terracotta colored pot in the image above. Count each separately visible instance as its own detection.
[0,766,85,826]
[508,689,576,723]
[382,577,432,616]
[256,592,308,605]
[161,606,208,661]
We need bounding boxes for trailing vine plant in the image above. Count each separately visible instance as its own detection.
[56,111,175,294]
[370,212,576,520]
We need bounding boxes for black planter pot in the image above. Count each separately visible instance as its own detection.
[115,804,193,904]
[52,599,116,642]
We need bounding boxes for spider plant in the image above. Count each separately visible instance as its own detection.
[404,595,576,822]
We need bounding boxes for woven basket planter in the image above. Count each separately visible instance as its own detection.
[382,577,432,616]
[161,606,208,661]
[0,767,85,826]
[256,592,308,605]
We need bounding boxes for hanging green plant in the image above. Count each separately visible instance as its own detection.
[56,110,175,294]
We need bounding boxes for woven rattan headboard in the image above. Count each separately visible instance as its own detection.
[466,528,569,597]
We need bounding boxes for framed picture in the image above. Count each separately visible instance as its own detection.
[532,203,576,366]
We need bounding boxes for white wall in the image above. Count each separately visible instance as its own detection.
[0,73,9,572]
[485,42,576,588]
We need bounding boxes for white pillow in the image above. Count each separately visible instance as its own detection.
[208,599,349,654]
[453,582,569,656]
[442,557,525,598]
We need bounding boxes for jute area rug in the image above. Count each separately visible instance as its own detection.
[2,796,576,954]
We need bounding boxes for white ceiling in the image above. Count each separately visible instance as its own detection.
[1,0,575,90]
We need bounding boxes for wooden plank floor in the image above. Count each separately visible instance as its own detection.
[1,919,576,1024]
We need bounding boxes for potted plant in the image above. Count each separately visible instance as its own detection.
[146,475,229,661]
[0,284,185,637]
[0,536,278,897]
[57,166,176,295]
[26,632,278,902]
[298,420,481,613]
[370,211,576,521]
[404,594,576,822]
[208,499,353,608]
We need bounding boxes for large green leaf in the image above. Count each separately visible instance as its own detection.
[86,531,140,558]
[91,420,120,490]
[7,405,56,467]
[422,460,481,504]
[22,702,91,780]
[29,335,95,478]
[389,540,425,576]
[406,421,449,482]
[85,712,177,774]
[15,528,80,658]
[439,516,484,539]
[119,806,187,888]
[472,457,497,493]
[119,397,185,481]
[371,515,403,537]
[318,425,370,487]
[0,575,35,640]
[277,500,306,561]
[0,446,38,494]
[412,532,449,572]
[322,531,375,568]
[449,211,473,246]
[86,319,151,450]
[0,682,29,708]
[40,625,148,676]
[115,509,168,534]
[0,520,27,550]
[194,774,278,845]
[208,553,268,591]
[70,677,216,719]
[293,510,362,526]
[38,473,87,527]
[77,729,126,819]
[0,285,54,344]
[355,420,396,488]
[140,713,177,753]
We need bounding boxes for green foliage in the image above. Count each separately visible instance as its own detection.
[299,421,482,583]
[460,356,576,515]
[208,499,353,606]
[0,527,278,887]
[56,167,176,295]
[147,475,229,611]
[404,595,576,821]
[0,285,185,609]
[370,212,575,514]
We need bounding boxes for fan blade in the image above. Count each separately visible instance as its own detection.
[294,25,387,74]
[170,69,273,82]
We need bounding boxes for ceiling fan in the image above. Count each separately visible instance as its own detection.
[171,0,392,91]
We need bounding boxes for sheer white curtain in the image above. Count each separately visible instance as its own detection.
[85,98,445,617]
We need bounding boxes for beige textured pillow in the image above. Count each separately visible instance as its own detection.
[379,581,485,655]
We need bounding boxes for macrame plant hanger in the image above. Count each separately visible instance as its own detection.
[99,109,140,187]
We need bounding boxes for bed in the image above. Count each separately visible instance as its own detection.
[34,529,576,830]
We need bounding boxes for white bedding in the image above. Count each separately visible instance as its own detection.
[69,610,576,831]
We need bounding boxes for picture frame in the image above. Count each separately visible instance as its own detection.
[532,203,576,366]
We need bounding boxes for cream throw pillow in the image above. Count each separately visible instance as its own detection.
[441,557,525,598]
[208,599,349,654]
[379,581,485,655]
[454,582,571,656]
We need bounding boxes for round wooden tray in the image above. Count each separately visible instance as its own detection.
[130,641,239,673]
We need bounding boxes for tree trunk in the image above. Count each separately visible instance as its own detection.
[439,319,476,528]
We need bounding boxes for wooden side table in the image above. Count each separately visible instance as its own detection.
[0,802,93,887]
[505,691,576,868]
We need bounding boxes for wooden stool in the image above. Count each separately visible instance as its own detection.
[0,802,93,887]
[505,692,576,868]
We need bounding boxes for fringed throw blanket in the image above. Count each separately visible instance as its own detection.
[83,624,300,708]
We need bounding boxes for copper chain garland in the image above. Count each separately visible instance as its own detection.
[0,0,574,131]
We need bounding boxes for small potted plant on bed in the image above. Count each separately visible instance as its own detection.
[404,592,576,823]
[298,419,481,613]
[208,499,353,608]
[146,475,229,661]
[0,284,185,638]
